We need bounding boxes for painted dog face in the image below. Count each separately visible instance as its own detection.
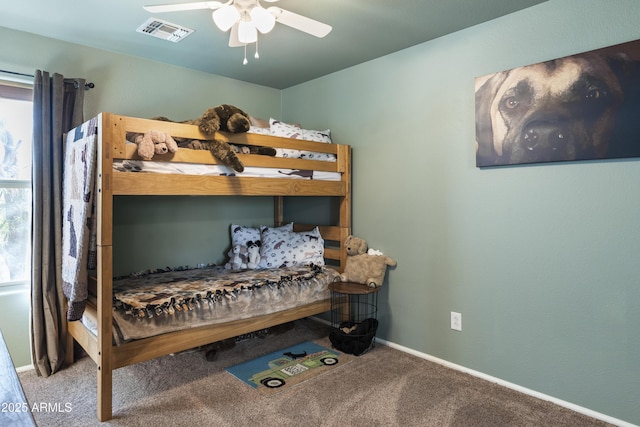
[475,53,626,166]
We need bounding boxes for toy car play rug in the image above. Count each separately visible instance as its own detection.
[226,341,353,395]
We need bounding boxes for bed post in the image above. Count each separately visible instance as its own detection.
[338,144,352,270]
[64,319,74,366]
[274,196,284,227]
[96,113,117,421]
[97,247,113,421]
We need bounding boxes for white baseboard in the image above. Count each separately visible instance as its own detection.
[375,337,635,427]
[15,364,34,373]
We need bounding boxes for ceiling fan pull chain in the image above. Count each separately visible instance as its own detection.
[243,44,248,65]
[254,38,260,59]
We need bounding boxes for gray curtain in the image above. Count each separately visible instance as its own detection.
[31,71,85,377]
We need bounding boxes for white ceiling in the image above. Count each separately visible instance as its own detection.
[0,0,547,89]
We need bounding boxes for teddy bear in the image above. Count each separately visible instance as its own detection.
[131,130,179,160]
[339,235,397,288]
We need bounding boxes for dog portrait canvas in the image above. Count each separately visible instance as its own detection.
[475,38,640,167]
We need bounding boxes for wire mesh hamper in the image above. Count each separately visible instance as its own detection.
[328,282,379,355]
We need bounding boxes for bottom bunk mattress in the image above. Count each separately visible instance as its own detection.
[100,264,339,344]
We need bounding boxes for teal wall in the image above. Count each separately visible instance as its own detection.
[112,196,275,276]
[0,287,31,369]
[282,0,640,424]
[2,0,640,423]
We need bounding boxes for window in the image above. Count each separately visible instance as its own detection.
[0,80,32,289]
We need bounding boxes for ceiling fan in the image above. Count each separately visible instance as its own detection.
[143,1,332,49]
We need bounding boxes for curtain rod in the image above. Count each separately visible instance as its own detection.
[0,69,95,90]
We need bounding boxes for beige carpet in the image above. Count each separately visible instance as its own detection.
[19,319,613,427]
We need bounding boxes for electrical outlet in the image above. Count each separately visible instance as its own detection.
[451,311,462,331]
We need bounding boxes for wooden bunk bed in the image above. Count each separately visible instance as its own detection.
[64,112,351,421]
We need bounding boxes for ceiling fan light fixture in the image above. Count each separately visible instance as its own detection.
[250,6,275,34]
[212,5,240,32]
[238,19,257,44]
[144,0,332,65]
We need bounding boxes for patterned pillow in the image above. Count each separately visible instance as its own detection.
[230,224,261,247]
[227,223,293,269]
[258,226,325,269]
[270,119,332,143]
[269,119,336,162]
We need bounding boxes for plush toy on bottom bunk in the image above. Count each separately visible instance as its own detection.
[225,244,247,270]
[339,235,397,288]
[224,240,261,270]
[246,240,261,269]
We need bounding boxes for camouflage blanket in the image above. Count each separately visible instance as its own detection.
[113,264,338,319]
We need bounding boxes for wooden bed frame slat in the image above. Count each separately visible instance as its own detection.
[66,112,352,421]
[112,172,347,196]
[113,299,331,368]
[121,142,340,171]
[67,306,99,364]
[118,115,338,154]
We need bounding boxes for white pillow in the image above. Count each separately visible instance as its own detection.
[230,223,293,246]
[269,119,332,143]
[230,224,261,247]
[258,226,325,269]
[227,223,293,269]
[269,119,336,162]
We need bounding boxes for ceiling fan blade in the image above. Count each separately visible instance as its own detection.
[143,1,223,13]
[228,23,244,47]
[267,7,332,38]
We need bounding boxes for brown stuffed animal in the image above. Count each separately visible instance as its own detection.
[197,104,276,157]
[132,130,179,160]
[156,104,250,172]
[340,235,397,288]
[128,105,275,172]
[202,104,252,133]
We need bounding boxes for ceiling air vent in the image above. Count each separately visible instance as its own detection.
[136,18,194,43]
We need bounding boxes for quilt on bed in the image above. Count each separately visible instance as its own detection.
[110,264,339,343]
[62,117,99,321]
